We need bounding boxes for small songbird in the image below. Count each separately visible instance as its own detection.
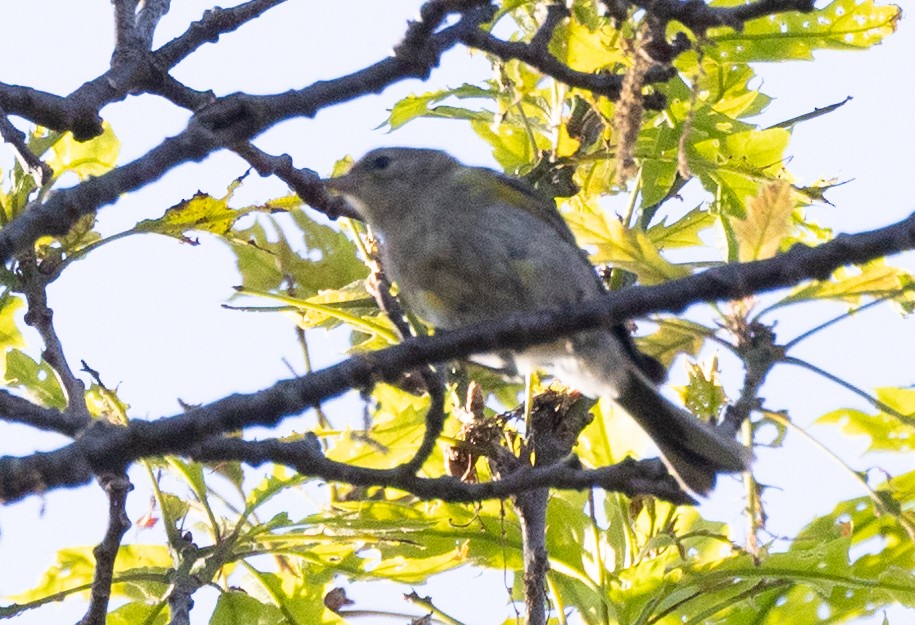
[324,147,752,494]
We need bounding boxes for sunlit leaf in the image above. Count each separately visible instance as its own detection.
[780,259,910,306]
[0,294,25,352]
[690,128,791,217]
[705,0,900,63]
[385,84,494,130]
[108,602,168,625]
[3,349,66,410]
[549,19,627,72]
[817,387,915,452]
[46,122,120,180]
[675,355,727,421]
[562,199,691,284]
[326,384,432,469]
[230,210,367,297]
[647,207,715,249]
[137,192,243,241]
[211,591,286,625]
[730,180,795,262]
[636,319,710,368]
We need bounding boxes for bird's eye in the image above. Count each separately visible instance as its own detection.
[371,155,391,170]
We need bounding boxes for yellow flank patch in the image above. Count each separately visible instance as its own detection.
[413,289,449,324]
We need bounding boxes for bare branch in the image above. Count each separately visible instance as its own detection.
[459,8,672,107]
[232,143,359,219]
[136,0,173,49]
[0,211,911,503]
[0,4,495,263]
[0,82,103,140]
[76,473,133,625]
[0,104,53,185]
[155,0,292,69]
[626,0,816,34]
[190,436,695,504]
[0,389,87,436]
[19,253,90,420]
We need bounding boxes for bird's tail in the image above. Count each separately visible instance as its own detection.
[611,368,753,495]
[521,332,752,495]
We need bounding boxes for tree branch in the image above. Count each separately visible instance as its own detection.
[0,3,495,263]
[0,389,87,436]
[76,473,133,625]
[0,211,911,503]
[626,0,816,34]
[0,104,53,185]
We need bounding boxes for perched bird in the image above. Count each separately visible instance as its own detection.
[324,147,752,494]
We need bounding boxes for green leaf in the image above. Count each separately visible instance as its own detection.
[33,213,102,261]
[647,207,715,249]
[639,158,678,209]
[705,0,900,63]
[549,18,626,72]
[244,568,341,625]
[780,259,910,306]
[0,294,25,352]
[730,180,796,261]
[9,545,171,603]
[817,387,915,452]
[230,210,367,298]
[675,355,727,421]
[576,398,649,469]
[136,192,243,241]
[325,384,432,470]
[636,319,711,368]
[471,117,550,174]
[211,591,286,625]
[562,199,691,285]
[108,602,168,625]
[3,349,66,410]
[46,122,120,180]
[690,128,791,217]
[245,466,306,514]
[235,287,398,346]
[385,84,494,130]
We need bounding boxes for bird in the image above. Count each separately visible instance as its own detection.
[324,146,752,495]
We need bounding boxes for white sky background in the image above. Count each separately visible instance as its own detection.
[0,1,913,624]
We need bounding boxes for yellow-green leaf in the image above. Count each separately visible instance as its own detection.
[563,199,690,284]
[647,207,716,249]
[46,122,120,181]
[636,319,711,368]
[0,295,25,352]
[3,350,66,410]
[137,191,238,240]
[730,180,795,261]
[690,128,791,216]
[817,387,915,452]
[675,355,727,421]
[782,259,910,305]
[549,19,626,72]
[706,0,900,63]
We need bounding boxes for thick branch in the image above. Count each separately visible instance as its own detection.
[191,436,694,504]
[0,212,911,503]
[0,389,87,436]
[0,82,103,140]
[628,0,816,34]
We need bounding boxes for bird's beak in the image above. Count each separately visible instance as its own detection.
[322,174,365,221]
[321,174,355,194]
